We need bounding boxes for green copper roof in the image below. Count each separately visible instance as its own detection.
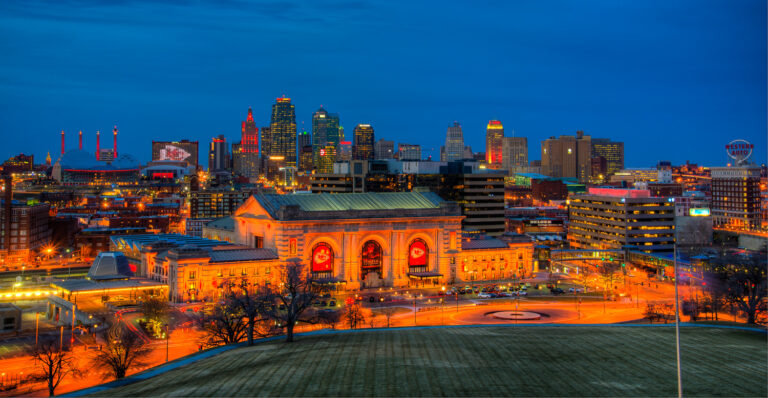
[254,192,446,217]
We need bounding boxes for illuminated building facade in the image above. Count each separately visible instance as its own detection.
[1,154,34,173]
[316,145,337,174]
[270,97,297,167]
[710,166,761,230]
[208,135,229,172]
[259,127,271,171]
[231,191,533,290]
[568,187,676,253]
[0,201,51,259]
[189,189,251,218]
[591,138,624,177]
[236,107,260,178]
[443,122,465,161]
[299,144,314,172]
[541,131,592,182]
[485,120,504,169]
[353,124,374,160]
[311,106,341,167]
[502,137,527,173]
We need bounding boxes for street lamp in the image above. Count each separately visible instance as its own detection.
[164,323,170,363]
[673,245,683,398]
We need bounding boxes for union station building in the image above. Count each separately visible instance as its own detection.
[232,191,534,291]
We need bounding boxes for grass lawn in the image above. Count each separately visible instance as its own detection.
[94,326,767,397]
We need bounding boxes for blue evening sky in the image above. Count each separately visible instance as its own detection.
[0,0,765,167]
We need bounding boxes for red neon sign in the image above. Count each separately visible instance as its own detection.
[408,240,428,266]
[152,172,174,179]
[312,243,333,272]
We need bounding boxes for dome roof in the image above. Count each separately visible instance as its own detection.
[87,252,135,280]
[58,150,140,171]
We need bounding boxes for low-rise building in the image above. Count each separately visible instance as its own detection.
[568,187,675,253]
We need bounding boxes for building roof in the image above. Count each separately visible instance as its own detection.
[205,217,235,231]
[209,248,278,263]
[111,233,233,255]
[57,149,140,171]
[461,238,510,250]
[52,278,165,293]
[253,191,449,219]
[87,252,135,280]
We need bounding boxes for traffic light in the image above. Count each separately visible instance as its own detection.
[609,257,613,262]
[601,257,605,261]
[621,263,626,267]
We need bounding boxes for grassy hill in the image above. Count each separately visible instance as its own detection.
[92,326,767,397]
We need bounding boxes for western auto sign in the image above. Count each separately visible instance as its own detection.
[408,240,428,266]
[312,243,333,272]
[725,139,753,165]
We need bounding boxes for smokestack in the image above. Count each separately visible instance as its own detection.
[61,130,65,155]
[3,175,11,253]
[79,130,83,150]
[113,125,118,157]
[96,130,100,160]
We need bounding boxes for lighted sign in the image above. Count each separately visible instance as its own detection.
[725,139,753,165]
[311,243,333,272]
[320,149,326,156]
[361,241,382,268]
[159,144,191,162]
[152,172,174,179]
[689,208,710,217]
[408,239,428,267]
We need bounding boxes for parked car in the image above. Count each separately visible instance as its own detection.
[550,288,565,295]
[329,300,337,307]
[517,291,528,296]
[478,292,493,298]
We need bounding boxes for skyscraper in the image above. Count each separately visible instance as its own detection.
[374,139,394,159]
[297,131,313,172]
[236,107,260,178]
[541,131,592,182]
[591,138,624,177]
[502,137,528,172]
[312,106,340,167]
[260,126,271,171]
[353,124,374,160]
[270,97,297,167]
[444,122,465,161]
[485,120,504,169]
[208,134,229,172]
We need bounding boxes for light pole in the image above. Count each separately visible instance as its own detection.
[164,323,169,363]
[35,312,39,347]
[413,295,417,326]
[673,244,683,398]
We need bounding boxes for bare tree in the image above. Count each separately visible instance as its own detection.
[317,309,342,329]
[598,262,621,294]
[345,301,365,329]
[139,295,169,338]
[380,306,397,328]
[28,337,81,396]
[92,323,152,380]
[201,299,248,348]
[644,303,659,324]
[258,261,323,342]
[224,279,280,346]
[710,253,767,324]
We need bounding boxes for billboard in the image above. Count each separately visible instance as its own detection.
[152,141,198,167]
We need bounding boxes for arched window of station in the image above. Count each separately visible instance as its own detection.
[408,238,429,273]
[360,240,383,280]
[311,242,334,279]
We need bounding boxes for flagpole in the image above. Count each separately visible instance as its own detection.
[673,244,682,398]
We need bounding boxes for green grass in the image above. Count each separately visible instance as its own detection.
[95,326,767,397]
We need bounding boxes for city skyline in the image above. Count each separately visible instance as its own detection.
[1,1,765,167]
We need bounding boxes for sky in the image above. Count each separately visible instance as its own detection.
[0,0,765,168]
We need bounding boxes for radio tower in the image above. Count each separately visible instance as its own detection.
[96,130,101,160]
[113,126,118,157]
[79,130,83,150]
[60,130,65,155]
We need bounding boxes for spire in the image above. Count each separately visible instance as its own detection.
[247,107,254,122]
[45,151,51,166]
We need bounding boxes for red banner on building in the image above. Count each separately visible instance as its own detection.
[409,240,428,266]
[312,243,333,272]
